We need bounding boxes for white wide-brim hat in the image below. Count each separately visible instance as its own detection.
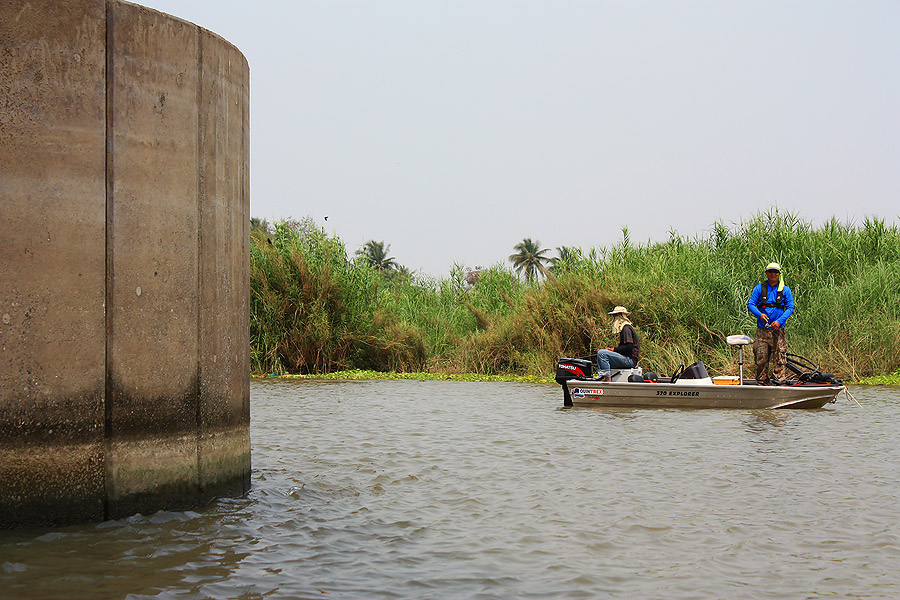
[608,306,630,315]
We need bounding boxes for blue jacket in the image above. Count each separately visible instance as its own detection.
[748,281,794,328]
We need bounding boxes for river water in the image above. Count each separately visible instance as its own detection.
[2,380,900,599]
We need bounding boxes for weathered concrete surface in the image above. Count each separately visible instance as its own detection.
[196,24,252,502]
[0,0,250,528]
[0,0,109,526]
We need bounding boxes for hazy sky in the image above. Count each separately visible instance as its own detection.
[141,0,899,277]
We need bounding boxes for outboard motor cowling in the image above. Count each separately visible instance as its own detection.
[555,358,593,384]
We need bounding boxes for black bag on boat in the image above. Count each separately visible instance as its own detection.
[643,371,659,382]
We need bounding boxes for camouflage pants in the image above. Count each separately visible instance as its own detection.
[753,326,787,384]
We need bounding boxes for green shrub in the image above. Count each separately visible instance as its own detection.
[250,210,900,380]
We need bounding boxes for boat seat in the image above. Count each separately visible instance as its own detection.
[610,367,643,382]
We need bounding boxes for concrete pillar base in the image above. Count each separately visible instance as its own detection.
[1,0,251,529]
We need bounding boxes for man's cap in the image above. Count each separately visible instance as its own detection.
[765,262,781,272]
[608,306,630,315]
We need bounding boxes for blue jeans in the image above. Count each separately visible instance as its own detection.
[596,349,635,377]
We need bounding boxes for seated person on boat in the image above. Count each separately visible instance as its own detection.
[597,306,640,382]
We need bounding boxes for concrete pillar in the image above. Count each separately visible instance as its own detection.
[0,0,250,528]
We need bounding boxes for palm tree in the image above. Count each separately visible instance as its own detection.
[384,263,414,284]
[355,240,397,272]
[509,238,551,281]
[551,246,579,273]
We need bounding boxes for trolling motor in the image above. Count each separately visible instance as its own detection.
[555,357,594,407]
[726,334,842,386]
[785,353,843,385]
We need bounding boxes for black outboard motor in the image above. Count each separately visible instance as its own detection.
[556,358,593,407]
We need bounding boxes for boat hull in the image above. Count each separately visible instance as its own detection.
[565,380,841,409]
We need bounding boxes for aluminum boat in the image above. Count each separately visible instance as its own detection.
[556,335,843,409]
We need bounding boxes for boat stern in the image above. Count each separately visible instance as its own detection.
[556,358,594,407]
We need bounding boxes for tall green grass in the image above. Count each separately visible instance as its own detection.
[250,209,900,380]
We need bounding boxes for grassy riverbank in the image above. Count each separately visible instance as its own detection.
[254,370,553,383]
[251,209,900,381]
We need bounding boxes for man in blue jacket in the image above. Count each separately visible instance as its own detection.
[747,262,794,385]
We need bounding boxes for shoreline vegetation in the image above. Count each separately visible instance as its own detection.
[251,208,900,384]
[854,370,900,386]
[253,370,900,385]
[253,370,553,383]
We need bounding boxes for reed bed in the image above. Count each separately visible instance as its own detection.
[250,209,900,380]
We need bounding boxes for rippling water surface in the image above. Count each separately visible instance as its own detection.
[3,380,900,599]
